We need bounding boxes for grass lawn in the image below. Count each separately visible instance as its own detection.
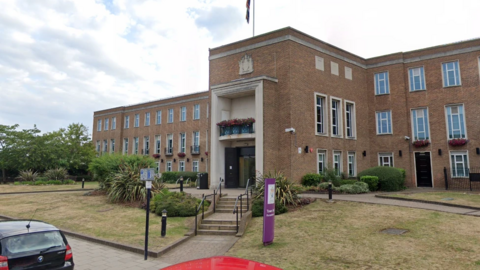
[227,200,480,269]
[387,192,480,208]
[0,192,190,250]
[0,182,99,193]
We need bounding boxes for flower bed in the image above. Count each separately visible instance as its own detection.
[449,138,469,146]
[412,139,430,147]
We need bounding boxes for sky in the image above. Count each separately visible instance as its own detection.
[1,0,480,134]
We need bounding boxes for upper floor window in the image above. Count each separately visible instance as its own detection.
[376,111,392,135]
[104,118,109,131]
[345,101,355,138]
[166,134,173,154]
[123,138,128,154]
[379,153,394,167]
[97,119,102,131]
[134,114,139,127]
[103,140,108,153]
[143,136,150,155]
[374,72,389,95]
[133,137,139,154]
[315,94,327,135]
[111,117,116,130]
[145,113,150,126]
[156,111,162,125]
[168,109,174,123]
[412,108,429,141]
[96,141,100,152]
[409,67,426,91]
[124,116,130,129]
[179,133,186,153]
[155,135,161,154]
[110,139,115,153]
[193,131,200,146]
[194,104,200,120]
[180,107,186,121]
[331,98,342,137]
[442,61,461,87]
[446,105,466,139]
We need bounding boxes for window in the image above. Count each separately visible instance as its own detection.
[315,94,327,135]
[348,152,356,177]
[179,161,185,172]
[442,61,461,87]
[143,136,150,155]
[124,116,130,129]
[409,67,426,91]
[123,138,128,154]
[194,104,200,120]
[96,141,100,153]
[331,61,339,76]
[180,107,186,121]
[374,72,389,95]
[317,150,326,174]
[168,109,174,123]
[145,112,150,126]
[345,66,352,80]
[103,140,107,153]
[134,114,139,127]
[110,139,115,153]
[166,134,173,154]
[104,118,109,130]
[112,117,116,130]
[446,105,466,139]
[155,135,161,154]
[179,133,186,153]
[376,111,392,134]
[97,119,102,131]
[166,161,172,172]
[378,153,394,167]
[333,151,342,176]
[315,56,324,71]
[193,161,199,172]
[193,131,200,153]
[450,151,469,177]
[331,98,342,136]
[412,108,430,141]
[133,137,139,154]
[345,101,355,138]
[156,111,162,124]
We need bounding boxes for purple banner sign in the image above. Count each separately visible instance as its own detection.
[263,178,276,246]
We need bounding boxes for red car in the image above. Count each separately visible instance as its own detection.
[162,256,282,270]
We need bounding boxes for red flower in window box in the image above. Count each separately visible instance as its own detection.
[152,154,161,159]
[412,140,430,148]
[177,152,186,158]
[448,138,469,146]
[205,151,208,156]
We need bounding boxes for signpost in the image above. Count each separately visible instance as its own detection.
[140,168,155,260]
[262,178,275,246]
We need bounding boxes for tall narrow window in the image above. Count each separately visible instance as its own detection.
[156,111,162,124]
[375,72,390,95]
[166,161,172,172]
[442,61,461,87]
[450,151,469,177]
[133,137,139,154]
[412,108,430,141]
[145,113,150,126]
[179,161,185,172]
[376,111,392,134]
[134,114,139,127]
[123,138,128,154]
[179,133,186,153]
[333,151,342,176]
[446,105,466,139]
[316,94,327,134]
[345,102,355,138]
[143,136,149,155]
[331,98,342,136]
[166,134,173,154]
[379,153,394,167]
[194,104,200,120]
[168,109,174,123]
[111,117,116,130]
[192,131,200,154]
[97,119,102,131]
[181,107,186,121]
[110,139,115,153]
[104,118,109,130]
[96,141,100,153]
[124,116,130,129]
[409,67,426,91]
[103,140,107,153]
[348,152,356,177]
[193,161,199,172]
[317,150,326,174]
[155,135,161,154]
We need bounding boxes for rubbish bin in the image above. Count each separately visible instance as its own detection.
[197,173,208,189]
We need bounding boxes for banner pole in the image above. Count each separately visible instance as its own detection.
[253,0,255,37]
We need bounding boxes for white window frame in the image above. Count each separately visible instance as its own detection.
[193,160,199,172]
[97,119,102,132]
[179,133,186,153]
[166,161,172,172]
[104,118,109,131]
[408,66,426,91]
[123,138,128,155]
[156,110,162,125]
[450,151,469,178]
[111,117,116,130]
[317,149,327,175]
[180,107,186,122]
[445,104,467,140]
[166,134,173,154]
[411,108,430,141]
[168,109,174,123]
[103,140,107,153]
[110,139,115,153]
[378,153,394,167]
[133,137,139,154]
[442,60,462,87]
[344,100,356,139]
[348,152,356,177]
[96,140,100,153]
[374,71,390,95]
[179,160,185,172]
[134,114,139,127]
[143,136,149,155]
[333,151,342,176]
[155,135,161,154]
[330,97,342,137]
[314,93,328,136]
[124,116,129,129]
[376,110,392,135]
[145,112,150,126]
[194,104,200,120]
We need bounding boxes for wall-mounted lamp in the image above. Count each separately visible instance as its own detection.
[161,159,163,163]
[304,146,309,153]
[362,151,366,157]
[477,148,480,155]
[399,150,402,157]
[438,149,442,156]
[201,157,204,162]
[173,158,176,163]
[187,158,190,162]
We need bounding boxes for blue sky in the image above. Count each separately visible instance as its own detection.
[1,0,480,134]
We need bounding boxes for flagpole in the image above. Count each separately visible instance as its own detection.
[253,0,255,37]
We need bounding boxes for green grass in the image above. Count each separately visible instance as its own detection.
[0,181,99,192]
[387,191,480,208]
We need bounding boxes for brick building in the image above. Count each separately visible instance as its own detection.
[93,27,480,189]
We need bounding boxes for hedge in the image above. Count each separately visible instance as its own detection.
[357,167,405,191]
[161,172,207,183]
[301,173,323,186]
[360,176,379,191]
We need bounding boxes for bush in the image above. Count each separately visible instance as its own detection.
[336,182,369,194]
[44,168,68,181]
[161,172,178,183]
[301,173,323,186]
[357,167,405,191]
[16,170,39,182]
[318,182,330,190]
[64,180,75,185]
[251,197,288,217]
[254,170,299,206]
[36,177,48,182]
[360,176,379,191]
[397,168,406,181]
[322,167,341,187]
[152,191,210,217]
[34,180,46,185]
[46,180,62,185]
[339,179,357,186]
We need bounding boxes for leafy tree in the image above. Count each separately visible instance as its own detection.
[0,124,19,182]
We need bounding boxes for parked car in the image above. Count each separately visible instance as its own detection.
[162,256,282,270]
[0,220,74,270]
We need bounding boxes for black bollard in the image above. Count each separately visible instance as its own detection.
[82,178,85,189]
[161,209,167,237]
[328,181,332,200]
[179,176,184,192]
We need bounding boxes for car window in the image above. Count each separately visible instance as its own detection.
[2,231,65,256]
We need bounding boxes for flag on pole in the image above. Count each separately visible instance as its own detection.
[246,0,251,23]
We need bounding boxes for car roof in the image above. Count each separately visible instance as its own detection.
[0,220,59,239]
[162,256,282,270]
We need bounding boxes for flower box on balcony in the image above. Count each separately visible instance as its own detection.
[217,118,255,136]
[412,140,430,148]
[152,154,161,159]
[177,152,186,158]
[448,138,469,146]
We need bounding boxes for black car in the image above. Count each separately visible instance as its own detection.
[0,220,74,270]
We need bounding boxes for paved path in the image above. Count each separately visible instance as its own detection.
[302,193,480,216]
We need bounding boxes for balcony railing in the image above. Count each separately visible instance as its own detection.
[219,124,254,136]
[191,145,200,155]
[165,147,173,156]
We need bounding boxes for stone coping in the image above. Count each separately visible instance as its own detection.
[0,189,94,196]
[375,194,480,211]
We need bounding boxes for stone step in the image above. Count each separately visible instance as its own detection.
[202,219,237,225]
[215,206,250,211]
[215,209,247,214]
[199,224,237,230]
[196,229,237,236]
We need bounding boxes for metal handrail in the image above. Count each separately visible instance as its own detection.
[215,178,223,198]
[194,191,217,236]
[232,178,253,233]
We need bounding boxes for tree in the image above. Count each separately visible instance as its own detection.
[0,124,19,182]
[58,123,96,174]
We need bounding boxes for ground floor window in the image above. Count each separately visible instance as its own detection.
[317,150,326,174]
[179,160,185,172]
[378,153,394,167]
[166,161,172,172]
[333,151,342,176]
[450,151,469,177]
[348,152,356,177]
[193,161,199,172]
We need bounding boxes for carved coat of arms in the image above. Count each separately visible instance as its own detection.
[239,54,254,75]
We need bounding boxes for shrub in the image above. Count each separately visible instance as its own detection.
[357,167,405,191]
[251,197,288,217]
[322,167,341,187]
[46,180,62,185]
[161,172,178,183]
[339,179,357,186]
[36,177,48,182]
[254,170,299,206]
[360,176,379,191]
[64,180,75,185]
[34,180,46,185]
[336,182,369,194]
[16,170,39,182]
[152,191,210,217]
[44,168,68,181]
[318,182,330,190]
[301,173,323,186]
[397,168,406,181]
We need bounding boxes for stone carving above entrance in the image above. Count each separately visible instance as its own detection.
[239,54,254,75]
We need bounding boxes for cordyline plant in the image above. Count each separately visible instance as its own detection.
[216,118,255,127]
[448,138,469,146]
[254,170,299,206]
[16,170,39,182]
[412,139,430,147]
